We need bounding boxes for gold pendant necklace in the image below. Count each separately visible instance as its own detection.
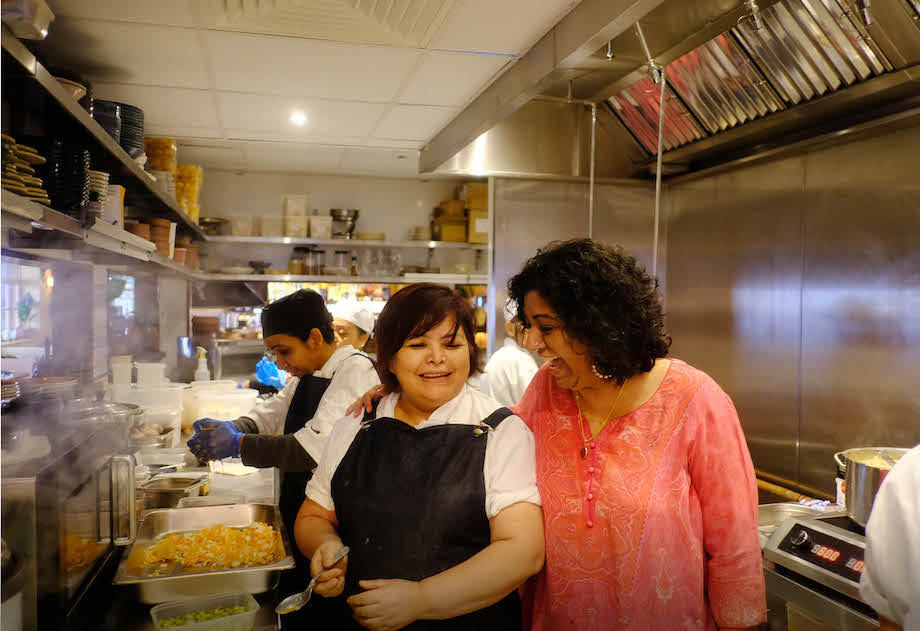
[575,378,628,459]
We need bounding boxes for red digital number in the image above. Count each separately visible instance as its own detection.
[853,560,865,573]
[827,549,840,561]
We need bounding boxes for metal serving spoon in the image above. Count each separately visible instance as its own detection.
[275,546,350,615]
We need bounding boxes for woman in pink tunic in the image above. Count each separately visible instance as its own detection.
[508,239,765,630]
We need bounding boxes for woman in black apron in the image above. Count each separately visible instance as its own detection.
[293,283,545,631]
[188,289,375,628]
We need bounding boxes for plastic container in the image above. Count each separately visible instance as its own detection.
[134,408,182,447]
[308,215,332,239]
[193,388,258,422]
[259,216,283,237]
[110,357,133,385]
[111,383,186,412]
[230,216,253,236]
[136,362,166,385]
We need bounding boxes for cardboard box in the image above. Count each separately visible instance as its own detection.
[283,194,308,217]
[467,209,488,244]
[439,199,466,218]
[459,181,488,200]
[467,196,488,212]
[433,217,467,242]
[309,216,332,239]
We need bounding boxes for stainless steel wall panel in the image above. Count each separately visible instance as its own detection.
[798,124,920,492]
[666,161,805,482]
[665,122,920,494]
[593,183,661,285]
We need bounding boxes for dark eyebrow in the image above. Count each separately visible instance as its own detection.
[531,314,560,322]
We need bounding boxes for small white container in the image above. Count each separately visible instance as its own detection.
[110,357,132,385]
[135,362,166,385]
[309,215,332,239]
[229,216,253,236]
[150,592,258,631]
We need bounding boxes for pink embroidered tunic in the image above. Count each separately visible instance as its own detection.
[513,359,766,630]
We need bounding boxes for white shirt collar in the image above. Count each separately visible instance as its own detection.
[314,344,359,378]
[375,383,479,428]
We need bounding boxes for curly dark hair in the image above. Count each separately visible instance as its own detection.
[507,239,670,383]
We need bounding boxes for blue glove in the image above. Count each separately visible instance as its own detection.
[256,357,286,390]
[186,418,243,462]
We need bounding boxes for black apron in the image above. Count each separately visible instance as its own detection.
[329,404,522,630]
[278,374,331,629]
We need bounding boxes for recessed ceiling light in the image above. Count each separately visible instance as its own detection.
[290,110,307,126]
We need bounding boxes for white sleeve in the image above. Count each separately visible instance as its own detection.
[304,417,362,513]
[859,447,920,627]
[510,358,539,406]
[239,378,297,435]
[483,414,541,518]
[294,357,379,464]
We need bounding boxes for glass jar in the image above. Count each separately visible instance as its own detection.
[287,250,304,275]
[334,250,348,270]
[304,248,316,275]
[350,254,358,276]
[314,249,325,275]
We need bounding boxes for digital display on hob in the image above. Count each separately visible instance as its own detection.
[778,525,865,583]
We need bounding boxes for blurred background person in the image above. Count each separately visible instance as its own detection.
[481,306,538,407]
[330,299,374,352]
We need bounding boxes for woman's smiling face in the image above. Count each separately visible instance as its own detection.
[391,316,471,415]
[522,290,594,391]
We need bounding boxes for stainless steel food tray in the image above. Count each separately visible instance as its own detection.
[113,503,294,603]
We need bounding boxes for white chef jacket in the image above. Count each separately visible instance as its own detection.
[241,345,379,464]
[307,384,541,519]
[859,444,920,628]
[482,338,539,407]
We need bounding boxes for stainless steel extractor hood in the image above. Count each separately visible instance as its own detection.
[424,0,920,179]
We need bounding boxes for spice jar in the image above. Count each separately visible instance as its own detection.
[304,248,316,275]
[288,249,305,275]
[314,249,325,275]
[350,254,358,276]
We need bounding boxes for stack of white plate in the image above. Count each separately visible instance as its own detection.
[87,170,109,218]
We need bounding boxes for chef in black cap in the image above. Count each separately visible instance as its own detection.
[187,289,378,620]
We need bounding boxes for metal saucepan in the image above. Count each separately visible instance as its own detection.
[834,447,908,527]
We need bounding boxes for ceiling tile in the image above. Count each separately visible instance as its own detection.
[430,0,579,55]
[177,142,246,170]
[373,105,457,141]
[205,31,420,101]
[37,18,209,88]
[46,0,197,27]
[218,92,386,140]
[366,139,426,149]
[340,147,421,177]
[396,50,510,107]
[92,82,218,129]
[147,126,222,139]
[241,142,345,173]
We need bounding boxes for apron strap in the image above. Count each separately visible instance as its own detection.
[481,406,513,430]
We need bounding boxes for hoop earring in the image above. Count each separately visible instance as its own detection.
[592,363,613,381]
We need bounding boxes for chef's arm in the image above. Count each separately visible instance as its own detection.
[417,501,544,619]
[234,419,317,472]
[294,498,341,559]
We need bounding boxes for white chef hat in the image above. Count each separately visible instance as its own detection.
[330,300,375,337]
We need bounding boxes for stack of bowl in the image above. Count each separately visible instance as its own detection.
[91,100,121,143]
[43,138,89,216]
[117,103,145,158]
[87,169,109,221]
[149,218,174,257]
[125,220,151,241]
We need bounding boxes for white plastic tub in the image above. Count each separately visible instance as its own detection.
[149,591,258,631]
[193,388,259,423]
[136,362,167,385]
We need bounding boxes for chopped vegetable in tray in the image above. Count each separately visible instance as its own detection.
[143,522,283,572]
[160,605,248,627]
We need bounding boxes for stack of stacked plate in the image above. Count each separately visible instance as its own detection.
[87,169,109,218]
[43,138,90,216]
[117,102,145,159]
[91,100,121,144]
[2,134,51,206]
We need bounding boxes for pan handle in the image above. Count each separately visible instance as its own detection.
[833,451,846,470]
[111,454,137,546]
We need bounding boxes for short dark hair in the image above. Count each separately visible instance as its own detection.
[508,239,670,383]
[374,283,481,392]
[261,289,335,344]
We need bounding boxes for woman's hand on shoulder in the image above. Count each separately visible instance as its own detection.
[345,384,388,417]
[311,540,349,598]
[348,579,428,631]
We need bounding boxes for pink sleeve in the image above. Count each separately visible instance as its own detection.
[686,380,766,628]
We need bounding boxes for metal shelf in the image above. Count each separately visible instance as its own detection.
[1,27,204,240]
[203,235,489,250]
[202,273,489,284]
